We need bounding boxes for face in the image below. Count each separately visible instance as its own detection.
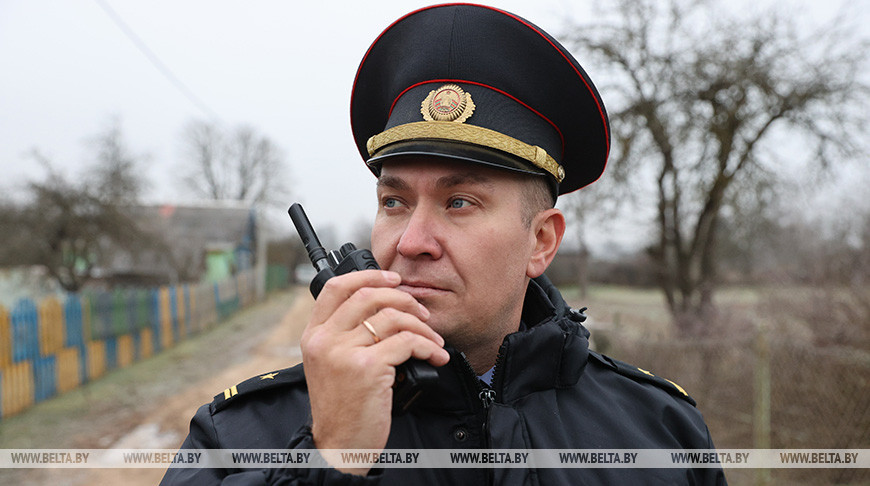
[371,159,539,353]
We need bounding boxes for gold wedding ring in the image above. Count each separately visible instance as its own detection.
[362,320,380,344]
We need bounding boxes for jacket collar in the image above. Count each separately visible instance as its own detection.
[418,275,590,412]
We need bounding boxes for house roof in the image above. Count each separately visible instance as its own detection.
[102,202,257,284]
[132,202,255,250]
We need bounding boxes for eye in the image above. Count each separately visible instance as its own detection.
[449,198,472,209]
[383,197,404,209]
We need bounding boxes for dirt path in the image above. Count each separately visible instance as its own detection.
[15,288,314,486]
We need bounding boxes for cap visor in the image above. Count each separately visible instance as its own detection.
[367,140,549,178]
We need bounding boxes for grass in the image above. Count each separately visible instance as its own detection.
[559,284,674,338]
[559,283,776,338]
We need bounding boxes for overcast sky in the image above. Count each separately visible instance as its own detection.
[1,0,867,251]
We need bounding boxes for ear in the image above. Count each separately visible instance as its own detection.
[526,208,565,278]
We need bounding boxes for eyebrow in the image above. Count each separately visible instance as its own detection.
[434,172,494,190]
[377,175,410,191]
[376,172,494,191]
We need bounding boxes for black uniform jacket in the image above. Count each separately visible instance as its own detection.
[161,276,726,485]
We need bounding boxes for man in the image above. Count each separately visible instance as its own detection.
[162,4,725,485]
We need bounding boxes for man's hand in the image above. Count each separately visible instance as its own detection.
[300,269,450,475]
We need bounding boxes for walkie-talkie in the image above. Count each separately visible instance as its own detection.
[288,203,439,414]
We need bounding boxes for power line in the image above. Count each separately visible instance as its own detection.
[92,0,224,124]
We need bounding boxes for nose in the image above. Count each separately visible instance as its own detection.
[396,206,443,260]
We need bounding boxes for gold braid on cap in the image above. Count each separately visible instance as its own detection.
[366,121,565,182]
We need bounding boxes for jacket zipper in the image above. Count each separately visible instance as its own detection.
[457,351,500,412]
[479,388,496,408]
[460,348,505,486]
[491,340,509,394]
[481,386,495,486]
[486,342,510,486]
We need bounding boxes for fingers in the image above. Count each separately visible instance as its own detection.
[309,270,410,318]
[333,287,429,331]
[352,311,449,367]
[302,269,443,366]
[356,307,444,348]
[309,270,399,323]
[312,273,429,332]
[365,330,450,367]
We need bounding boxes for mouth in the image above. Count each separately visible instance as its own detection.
[396,281,450,299]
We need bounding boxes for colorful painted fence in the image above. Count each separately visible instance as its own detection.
[0,267,287,420]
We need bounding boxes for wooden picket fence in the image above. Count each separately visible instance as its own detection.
[0,269,269,419]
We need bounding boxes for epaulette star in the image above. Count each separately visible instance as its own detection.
[589,351,696,406]
[637,367,689,398]
[210,366,306,414]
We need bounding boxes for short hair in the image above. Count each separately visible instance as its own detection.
[521,176,556,228]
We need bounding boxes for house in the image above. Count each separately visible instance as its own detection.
[98,202,257,287]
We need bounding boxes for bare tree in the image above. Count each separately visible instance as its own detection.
[560,173,633,297]
[181,120,289,205]
[563,0,868,332]
[0,167,143,292]
[181,120,226,200]
[89,116,148,204]
[0,123,154,292]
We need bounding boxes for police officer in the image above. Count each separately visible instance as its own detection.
[162,4,726,484]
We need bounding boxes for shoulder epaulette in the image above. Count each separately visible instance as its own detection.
[588,351,696,406]
[211,365,306,414]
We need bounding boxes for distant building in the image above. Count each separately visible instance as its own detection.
[97,202,257,287]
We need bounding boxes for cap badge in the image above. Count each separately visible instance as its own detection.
[421,84,475,123]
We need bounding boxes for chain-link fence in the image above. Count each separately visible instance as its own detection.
[587,312,869,485]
